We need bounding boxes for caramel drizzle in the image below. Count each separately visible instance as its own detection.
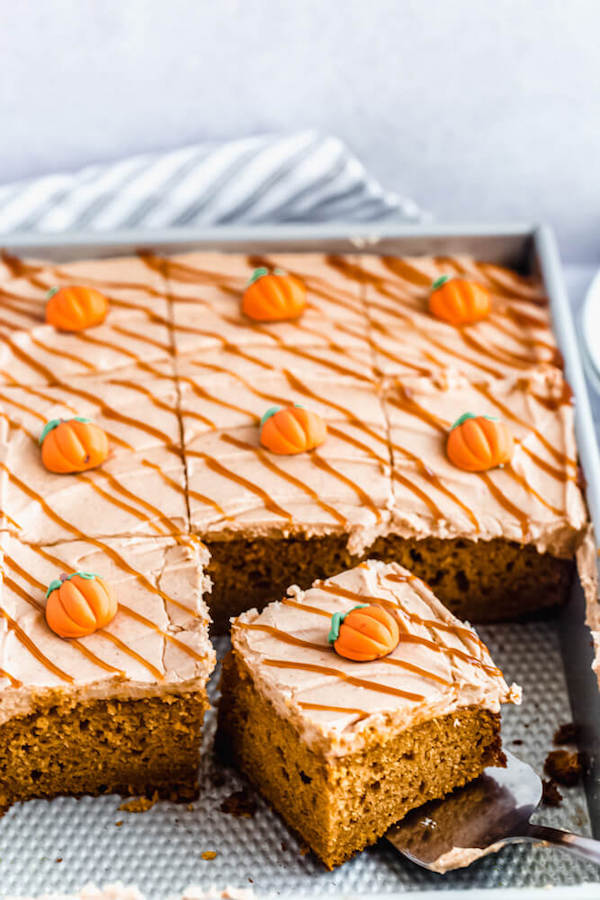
[185,448,293,521]
[262,658,425,702]
[0,666,22,688]
[0,607,74,683]
[241,622,452,687]
[297,701,368,721]
[221,434,347,526]
[471,382,576,469]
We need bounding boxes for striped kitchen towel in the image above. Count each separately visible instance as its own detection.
[0,131,422,234]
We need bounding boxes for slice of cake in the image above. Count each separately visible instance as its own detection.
[0,533,215,810]
[0,252,172,385]
[375,368,587,620]
[218,559,520,869]
[0,364,188,543]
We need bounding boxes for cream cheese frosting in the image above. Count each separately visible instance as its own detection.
[0,533,215,726]
[0,252,173,384]
[0,364,187,543]
[231,559,520,758]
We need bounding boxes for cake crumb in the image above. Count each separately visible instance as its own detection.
[115,820,124,826]
[55,857,63,863]
[202,850,218,860]
[187,803,195,811]
[542,779,563,807]
[553,722,581,745]
[299,843,310,857]
[544,750,584,787]
[119,791,159,813]
[220,789,257,818]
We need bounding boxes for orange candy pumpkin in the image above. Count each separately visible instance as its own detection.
[40,417,109,474]
[242,268,306,322]
[429,275,491,326]
[329,604,400,661]
[260,405,327,455]
[446,412,513,472]
[46,285,109,331]
[45,572,117,638]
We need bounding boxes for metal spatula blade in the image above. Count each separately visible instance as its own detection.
[386,751,600,872]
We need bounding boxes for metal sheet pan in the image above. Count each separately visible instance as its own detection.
[0,224,599,899]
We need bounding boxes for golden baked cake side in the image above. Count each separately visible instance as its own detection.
[0,534,215,810]
[218,559,520,868]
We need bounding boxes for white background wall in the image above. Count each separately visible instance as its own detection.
[1,0,599,260]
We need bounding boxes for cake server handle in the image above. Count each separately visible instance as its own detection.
[520,822,600,865]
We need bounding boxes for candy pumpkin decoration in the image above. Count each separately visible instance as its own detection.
[45,572,117,639]
[428,275,491,326]
[260,404,327,455]
[46,285,109,331]
[446,412,513,472]
[40,417,109,474]
[242,267,306,322]
[329,604,400,661]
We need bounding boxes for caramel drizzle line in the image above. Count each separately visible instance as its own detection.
[185,448,293,521]
[263,658,425,702]
[389,437,480,530]
[476,262,547,303]
[0,413,180,540]
[487,312,558,356]
[0,666,21,688]
[0,463,193,614]
[221,434,347,526]
[3,566,125,677]
[240,622,452,688]
[297,701,368,721]
[471,382,576,470]
[30,544,208,668]
[0,607,74,683]
[311,450,383,522]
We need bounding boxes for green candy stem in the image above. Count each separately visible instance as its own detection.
[247,267,269,286]
[432,275,450,291]
[45,570,99,599]
[46,286,60,300]
[39,416,92,445]
[450,412,498,431]
[260,406,281,426]
[260,403,304,427]
[328,604,368,644]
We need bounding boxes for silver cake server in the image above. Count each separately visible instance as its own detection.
[386,751,600,872]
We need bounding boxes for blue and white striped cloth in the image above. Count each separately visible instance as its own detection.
[0,131,422,234]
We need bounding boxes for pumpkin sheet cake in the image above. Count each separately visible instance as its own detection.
[0,247,593,819]
[218,559,520,868]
